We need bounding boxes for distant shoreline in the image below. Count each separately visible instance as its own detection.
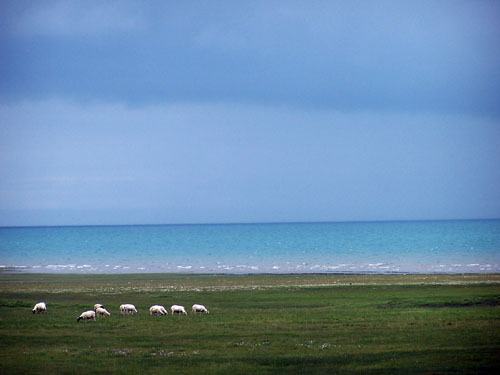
[2,268,500,276]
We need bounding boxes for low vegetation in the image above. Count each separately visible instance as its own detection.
[0,273,499,374]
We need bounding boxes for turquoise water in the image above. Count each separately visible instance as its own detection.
[0,220,499,273]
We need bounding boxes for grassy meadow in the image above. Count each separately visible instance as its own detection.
[1,273,499,374]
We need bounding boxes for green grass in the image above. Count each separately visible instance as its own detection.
[1,273,499,374]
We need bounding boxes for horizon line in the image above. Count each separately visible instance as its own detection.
[1,217,499,229]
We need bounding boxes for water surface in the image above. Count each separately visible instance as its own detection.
[1,220,499,273]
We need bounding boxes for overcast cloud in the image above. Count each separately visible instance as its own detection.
[1,1,499,225]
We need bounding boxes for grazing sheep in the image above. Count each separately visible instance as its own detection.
[192,304,209,314]
[149,305,168,316]
[94,303,104,311]
[77,310,96,322]
[120,304,137,315]
[32,302,47,314]
[171,304,187,315]
[95,307,111,317]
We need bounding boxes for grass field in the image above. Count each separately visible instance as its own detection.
[1,273,499,374]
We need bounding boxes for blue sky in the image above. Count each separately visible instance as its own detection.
[1,0,499,226]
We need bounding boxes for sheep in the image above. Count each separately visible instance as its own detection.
[77,310,96,322]
[94,303,104,311]
[95,307,111,317]
[149,305,168,316]
[32,302,47,314]
[120,303,137,315]
[192,304,209,314]
[171,304,187,315]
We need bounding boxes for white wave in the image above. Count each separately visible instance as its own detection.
[272,266,280,270]
[468,264,480,266]
[177,265,192,269]
[46,264,69,269]
[369,263,384,267]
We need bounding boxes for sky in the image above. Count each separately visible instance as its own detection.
[1,0,500,226]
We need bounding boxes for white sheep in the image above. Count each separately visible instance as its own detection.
[32,302,47,314]
[95,307,111,317]
[149,305,168,316]
[120,303,138,314]
[94,303,104,311]
[171,304,187,315]
[192,304,209,314]
[77,310,96,322]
